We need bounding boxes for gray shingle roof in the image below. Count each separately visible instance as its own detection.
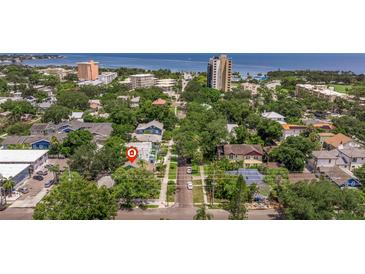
[222,144,263,156]
[339,148,365,158]
[136,120,164,131]
[312,150,338,159]
[131,133,162,143]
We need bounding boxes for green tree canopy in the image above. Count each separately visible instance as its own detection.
[112,167,160,208]
[61,129,93,156]
[33,172,117,220]
[43,105,71,124]
[57,91,89,110]
[274,180,365,220]
[257,119,283,145]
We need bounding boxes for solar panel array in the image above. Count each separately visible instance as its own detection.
[225,169,264,185]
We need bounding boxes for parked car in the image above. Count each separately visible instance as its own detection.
[186,167,192,174]
[33,175,44,181]
[187,181,193,190]
[44,179,54,188]
[18,187,29,194]
[36,170,48,176]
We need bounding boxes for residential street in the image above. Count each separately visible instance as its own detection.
[0,207,279,220]
[174,161,193,208]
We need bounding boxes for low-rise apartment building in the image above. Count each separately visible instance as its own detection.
[130,74,156,89]
[241,82,260,95]
[98,72,118,85]
[295,84,347,102]
[155,78,176,93]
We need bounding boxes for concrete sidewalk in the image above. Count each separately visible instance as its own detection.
[200,165,208,204]
[10,188,49,208]
[158,139,173,208]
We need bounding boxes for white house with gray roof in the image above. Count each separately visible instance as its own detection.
[312,148,365,171]
[261,111,286,124]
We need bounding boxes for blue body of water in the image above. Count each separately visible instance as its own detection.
[21,53,365,75]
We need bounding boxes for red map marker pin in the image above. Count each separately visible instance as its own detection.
[126,147,138,163]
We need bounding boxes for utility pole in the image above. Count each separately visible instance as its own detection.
[211,169,215,207]
[68,166,72,182]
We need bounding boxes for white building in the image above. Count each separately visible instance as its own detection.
[0,150,48,171]
[265,80,281,90]
[130,74,156,89]
[339,148,365,171]
[312,148,365,172]
[281,124,307,139]
[262,111,286,124]
[295,84,348,102]
[70,112,84,121]
[241,82,260,95]
[126,142,154,163]
[312,150,339,169]
[155,79,176,93]
[0,97,22,104]
[0,164,30,186]
[227,123,238,134]
[98,72,118,85]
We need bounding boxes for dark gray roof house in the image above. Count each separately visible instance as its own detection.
[1,133,68,148]
[30,120,113,143]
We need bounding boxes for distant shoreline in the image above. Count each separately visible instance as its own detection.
[0,54,63,63]
[5,53,365,75]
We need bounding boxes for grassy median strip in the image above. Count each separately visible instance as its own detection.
[167,180,176,203]
[168,162,177,180]
[193,180,204,204]
[192,163,200,176]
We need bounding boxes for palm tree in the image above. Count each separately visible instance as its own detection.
[49,164,60,184]
[194,205,213,220]
[0,187,6,209]
[2,178,15,197]
[10,105,22,122]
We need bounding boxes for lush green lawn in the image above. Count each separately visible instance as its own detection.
[170,155,178,162]
[329,84,352,93]
[168,162,177,180]
[193,185,204,204]
[192,164,200,176]
[167,180,176,203]
[203,165,210,176]
[140,204,159,209]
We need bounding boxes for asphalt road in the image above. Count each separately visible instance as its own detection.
[0,207,279,220]
[175,162,193,208]
[0,208,34,220]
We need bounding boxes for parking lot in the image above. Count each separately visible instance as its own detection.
[9,158,68,208]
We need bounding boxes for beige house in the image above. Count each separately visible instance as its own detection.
[217,144,264,166]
